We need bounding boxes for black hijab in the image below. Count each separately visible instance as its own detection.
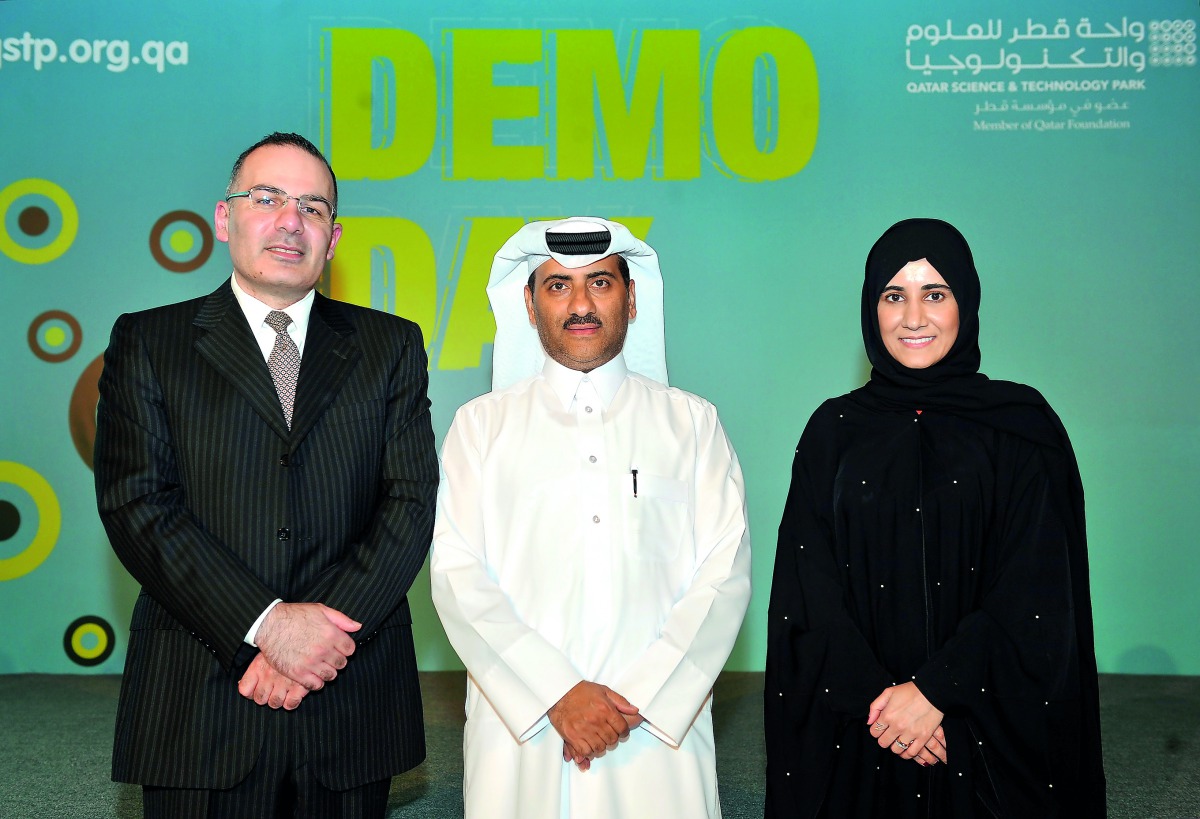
[861,217,981,389]
[849,218,1065,452]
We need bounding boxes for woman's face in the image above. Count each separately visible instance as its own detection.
[876,258,959,369]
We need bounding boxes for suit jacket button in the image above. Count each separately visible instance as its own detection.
[279,454,290,466]
[277,528,290,541]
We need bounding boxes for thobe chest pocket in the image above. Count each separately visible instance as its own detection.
[623,473,689,562]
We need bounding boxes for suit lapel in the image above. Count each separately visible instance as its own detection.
[192,282,292,440]
[290,293,362,443]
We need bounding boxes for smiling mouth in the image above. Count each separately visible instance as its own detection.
[267,245,304,259]
[900,336,935,346]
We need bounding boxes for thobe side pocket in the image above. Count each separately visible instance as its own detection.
[623,473,688,562]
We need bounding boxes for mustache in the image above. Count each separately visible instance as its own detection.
[563,313,602,329]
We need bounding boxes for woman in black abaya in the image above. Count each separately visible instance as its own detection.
[764,218,1105,818]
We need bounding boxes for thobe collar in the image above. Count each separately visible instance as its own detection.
[542,354,629,412]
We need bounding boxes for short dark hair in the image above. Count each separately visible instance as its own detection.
[226,132,338,218]
[526,254,630,291]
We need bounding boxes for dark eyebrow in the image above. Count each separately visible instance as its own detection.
[541,270,616,285]
[881,283,951,292]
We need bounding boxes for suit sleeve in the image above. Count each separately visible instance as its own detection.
[610,404,752,747]
[94,313,279,671]
[297,321,439,638]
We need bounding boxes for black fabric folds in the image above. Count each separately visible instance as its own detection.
[544,229,613,256]
[764,219,1106,818]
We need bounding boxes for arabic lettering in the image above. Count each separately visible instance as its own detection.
[907,16,1151,74]
[907,17,1148,46]
[906,19,1003,47]
[973,98,1131,116]
[906,45,1146,75]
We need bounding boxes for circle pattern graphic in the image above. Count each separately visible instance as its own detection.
[0,500,19,541]
[0,178,79,264]
[0,461,61,582]
[18,205,50,236]
[150,210,214,273]
[27,310,83,363]
[1149,19,1199,66]
[71,355,105,471]
[63,615,116,666]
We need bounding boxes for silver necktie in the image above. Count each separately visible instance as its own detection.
[264,310,300,428]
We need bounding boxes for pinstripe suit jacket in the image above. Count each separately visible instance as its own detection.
[94,281,437,790]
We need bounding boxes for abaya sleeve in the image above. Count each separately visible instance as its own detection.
[912,432,1073,709]
[911,428,1105,813]
[764,401,894,815]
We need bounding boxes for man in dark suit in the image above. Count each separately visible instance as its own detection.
[94,132,437,818]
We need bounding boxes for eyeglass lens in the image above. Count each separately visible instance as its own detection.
[246,187,332,223]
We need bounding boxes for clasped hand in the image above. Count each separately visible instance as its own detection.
[548,681,642,771]
[867,681,948,767]
[237,602,361,710]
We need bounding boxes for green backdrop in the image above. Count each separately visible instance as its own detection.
[2,0,1197,676]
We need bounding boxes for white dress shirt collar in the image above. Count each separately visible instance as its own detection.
[229,274,316,359]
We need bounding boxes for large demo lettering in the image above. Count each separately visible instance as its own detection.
[326,25,818,182]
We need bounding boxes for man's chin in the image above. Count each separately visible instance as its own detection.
[558,351,616,371]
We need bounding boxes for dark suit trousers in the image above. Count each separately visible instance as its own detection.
[142,708,390,819]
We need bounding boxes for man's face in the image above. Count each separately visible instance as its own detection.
[524,254,636,372]
[214,144,342,309]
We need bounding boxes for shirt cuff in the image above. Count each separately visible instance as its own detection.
[246,599,283,646]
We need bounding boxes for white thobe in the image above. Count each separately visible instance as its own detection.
[431,355,752,819]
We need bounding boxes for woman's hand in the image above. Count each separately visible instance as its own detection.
[916,725,948,765]
[867,682,946,763]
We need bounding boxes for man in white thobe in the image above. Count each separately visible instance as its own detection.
[431,217,751,819]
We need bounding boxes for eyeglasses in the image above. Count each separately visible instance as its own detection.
[225,186,336,224]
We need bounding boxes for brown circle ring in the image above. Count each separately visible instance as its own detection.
[149,210,213,273]
[28,310,82,363]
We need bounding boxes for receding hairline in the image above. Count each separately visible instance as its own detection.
[225,132,338,216]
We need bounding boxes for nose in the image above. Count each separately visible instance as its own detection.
[274,199,305,233]
[901,297,925,331]
[567,283,596,317]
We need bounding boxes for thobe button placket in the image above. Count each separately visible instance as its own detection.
[574,376,610,609]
